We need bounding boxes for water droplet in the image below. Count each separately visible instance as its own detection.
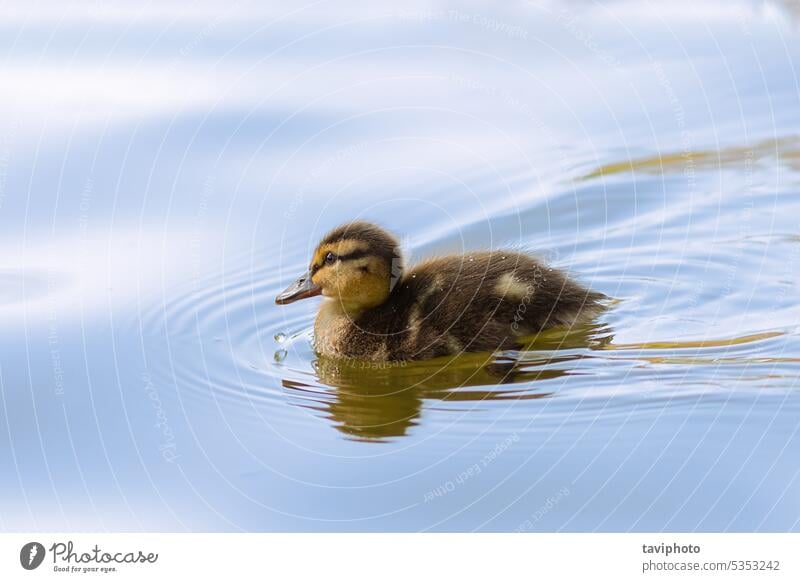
[274,332,286,344]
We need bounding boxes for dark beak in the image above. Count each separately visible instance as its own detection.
[275,272,322,305]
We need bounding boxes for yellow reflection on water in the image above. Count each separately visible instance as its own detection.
[602,330,785,350]
[581,137,800,179]
[289,354,559,441]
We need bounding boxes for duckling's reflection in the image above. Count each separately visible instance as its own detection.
[280,324,613,442]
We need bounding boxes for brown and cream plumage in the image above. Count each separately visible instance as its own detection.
[276,221,604,361]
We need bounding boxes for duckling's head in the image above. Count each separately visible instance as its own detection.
[275,221,403,315]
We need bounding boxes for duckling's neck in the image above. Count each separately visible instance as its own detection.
[314,298,365,357]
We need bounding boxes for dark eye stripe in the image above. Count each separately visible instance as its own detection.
[338,249,370,262]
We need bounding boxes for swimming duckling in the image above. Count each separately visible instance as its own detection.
[275,221,604,361]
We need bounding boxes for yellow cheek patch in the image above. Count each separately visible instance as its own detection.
[308,240,392,311]
[311,269,329,288]
[365,255,389,278]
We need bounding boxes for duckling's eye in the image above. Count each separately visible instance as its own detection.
[324,251,337,265]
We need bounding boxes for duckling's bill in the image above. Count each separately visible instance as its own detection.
[275,272,322,304]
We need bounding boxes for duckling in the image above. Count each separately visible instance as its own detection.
[275,221,605,361]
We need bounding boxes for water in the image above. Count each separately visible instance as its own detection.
[1,0,799,531]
